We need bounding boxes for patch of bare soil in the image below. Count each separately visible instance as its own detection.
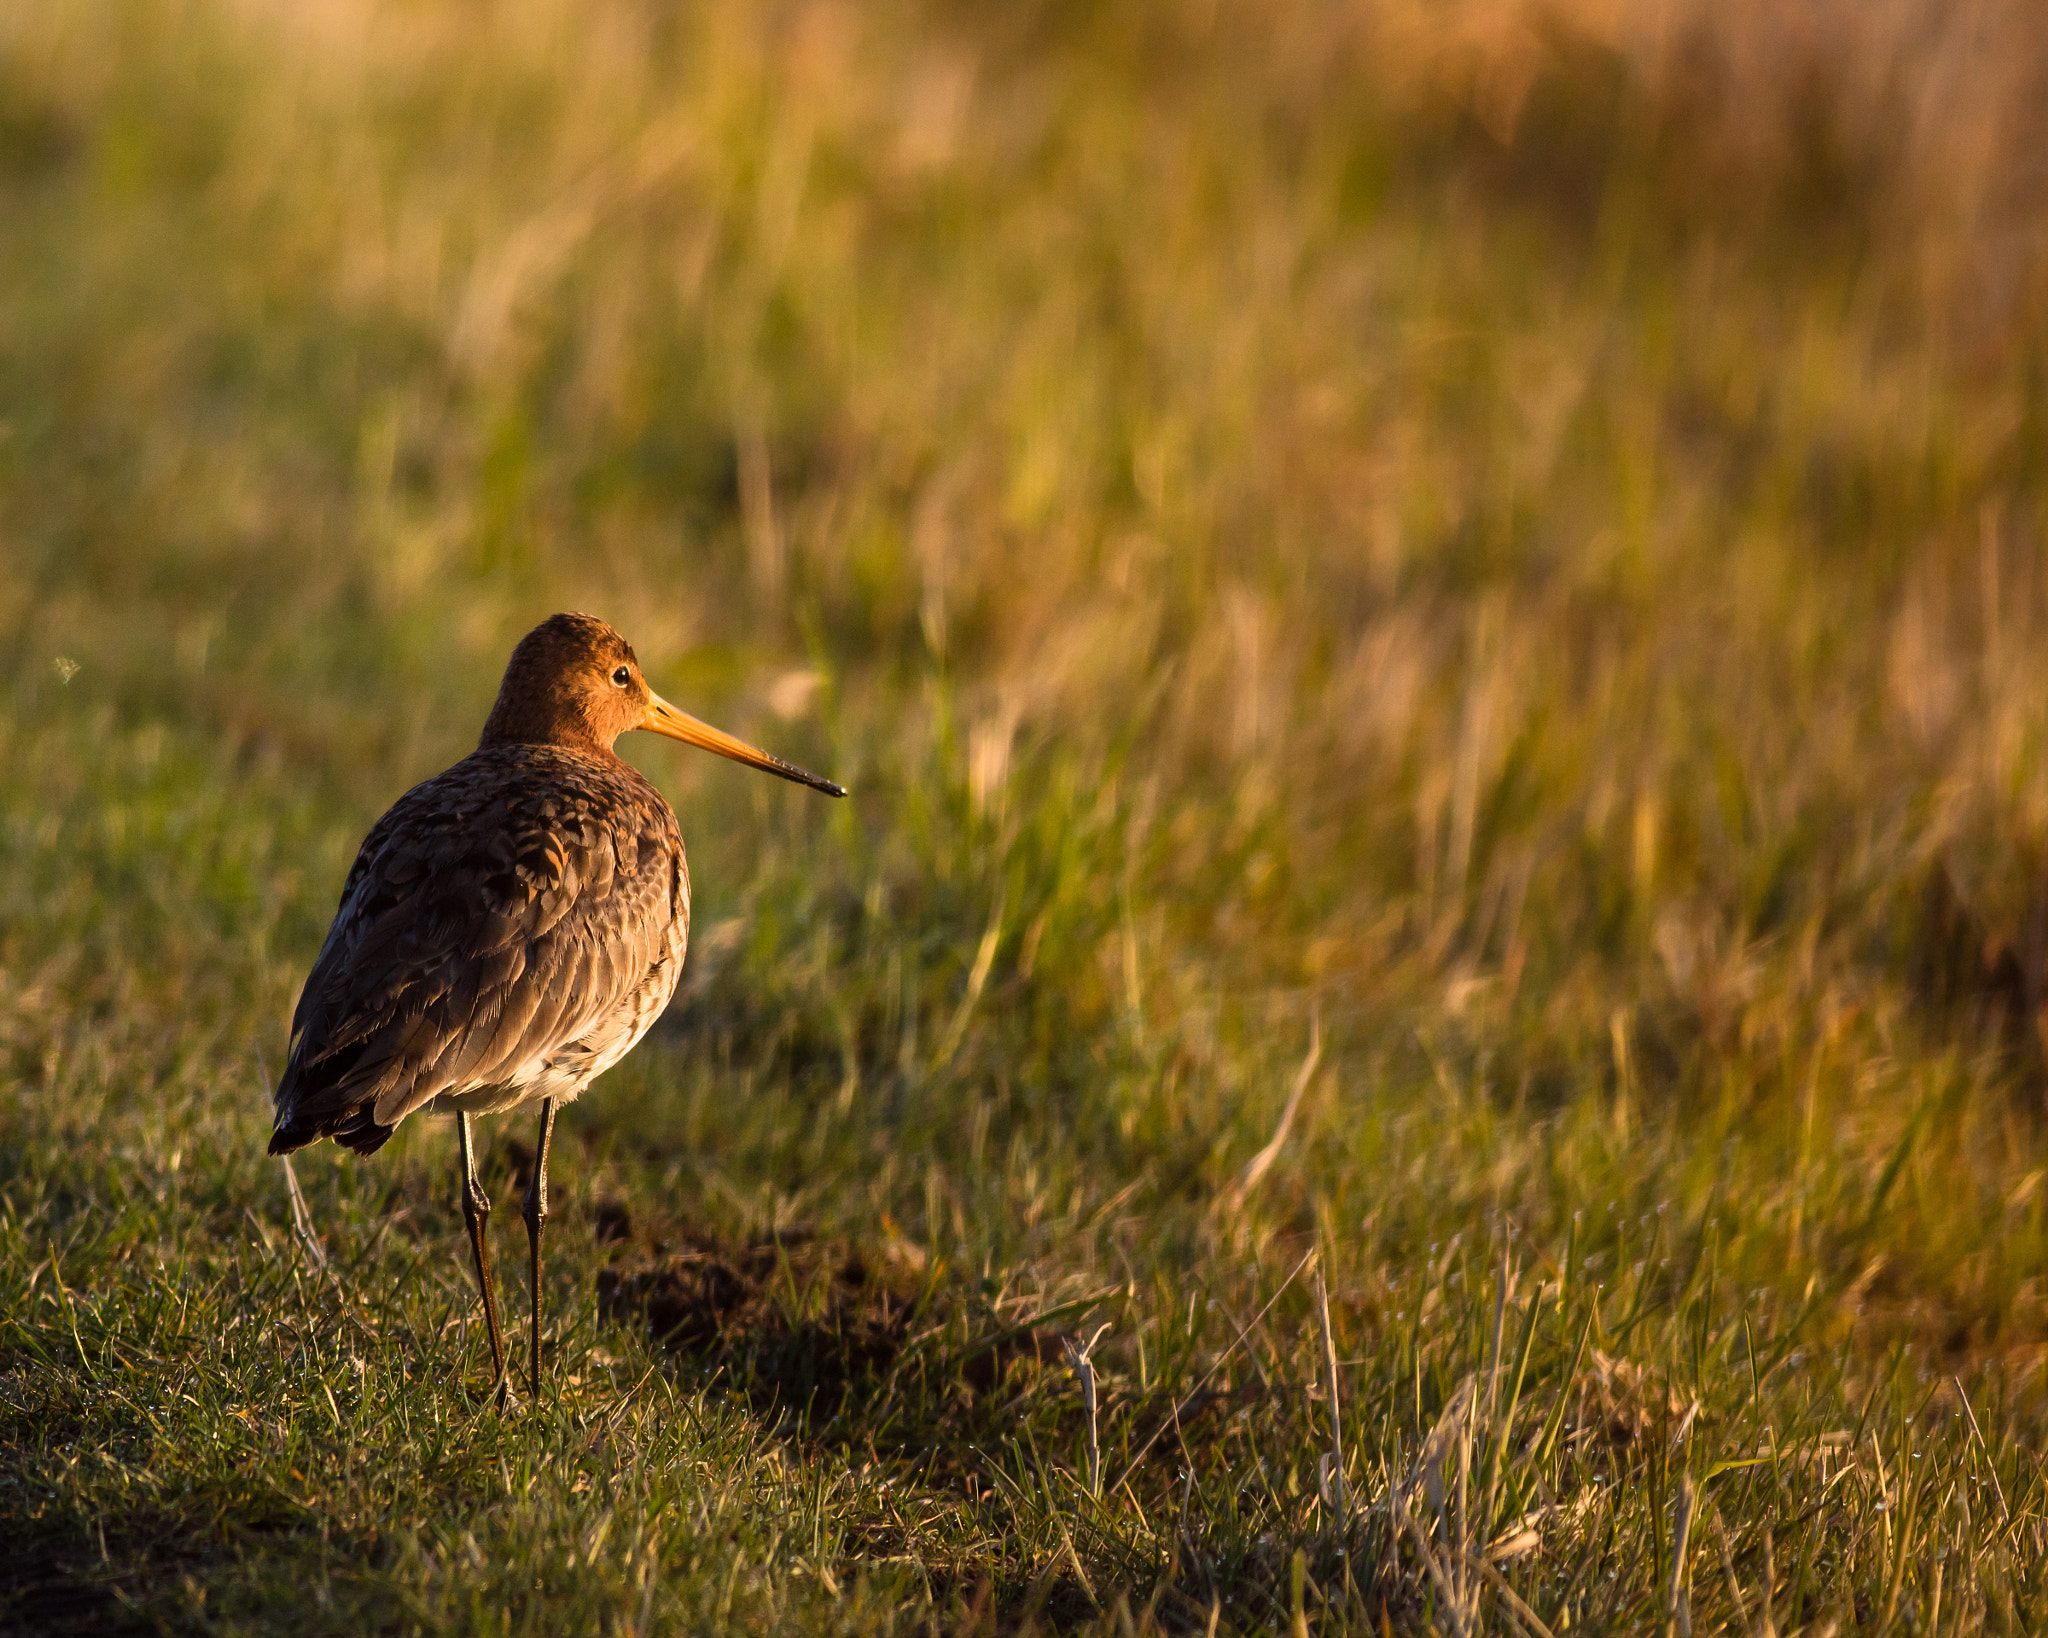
[592,1216,1075,1465]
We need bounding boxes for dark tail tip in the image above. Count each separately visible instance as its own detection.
[334,1119,397,1156]
[269,1097,396,1158]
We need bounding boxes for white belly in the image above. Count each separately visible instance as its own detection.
[430,908,687,1119]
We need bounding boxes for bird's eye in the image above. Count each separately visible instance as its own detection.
[611,666,632,687]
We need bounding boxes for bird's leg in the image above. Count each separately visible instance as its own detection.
[457,1111,509,1404]
[521,1098,557,1400]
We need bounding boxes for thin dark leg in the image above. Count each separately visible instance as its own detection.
[458,1111,508,1403]
[521,1098,557,1400]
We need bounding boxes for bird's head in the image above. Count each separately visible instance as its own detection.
[479,612,845,796]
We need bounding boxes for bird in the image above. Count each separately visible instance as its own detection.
[268,612,844,1401]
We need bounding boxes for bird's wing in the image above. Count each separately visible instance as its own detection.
[271,753,682,1146]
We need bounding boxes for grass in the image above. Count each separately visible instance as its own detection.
[5,0,2048,1629]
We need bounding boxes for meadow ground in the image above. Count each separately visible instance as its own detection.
[6,0,2048,1631]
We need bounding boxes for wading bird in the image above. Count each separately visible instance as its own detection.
[268,613,844,1401]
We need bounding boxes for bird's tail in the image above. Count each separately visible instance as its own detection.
[268,1104,397,1156]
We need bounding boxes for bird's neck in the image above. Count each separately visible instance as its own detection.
[478,697,618,758]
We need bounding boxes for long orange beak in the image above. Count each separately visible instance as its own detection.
[638,694,846,797]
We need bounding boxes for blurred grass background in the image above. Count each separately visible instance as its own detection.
[7,0,2048,1631]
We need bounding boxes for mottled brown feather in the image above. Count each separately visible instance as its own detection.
[269,620,693,1156]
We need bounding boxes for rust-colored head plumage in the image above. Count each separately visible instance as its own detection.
[477,613,847,795]
[479,613,652,754]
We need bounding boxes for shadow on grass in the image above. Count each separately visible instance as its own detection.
[588,1213,1307,1630]
[0,1535,157,1638]
[0,1393,325,1637]
[593,1220,1074,1469]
